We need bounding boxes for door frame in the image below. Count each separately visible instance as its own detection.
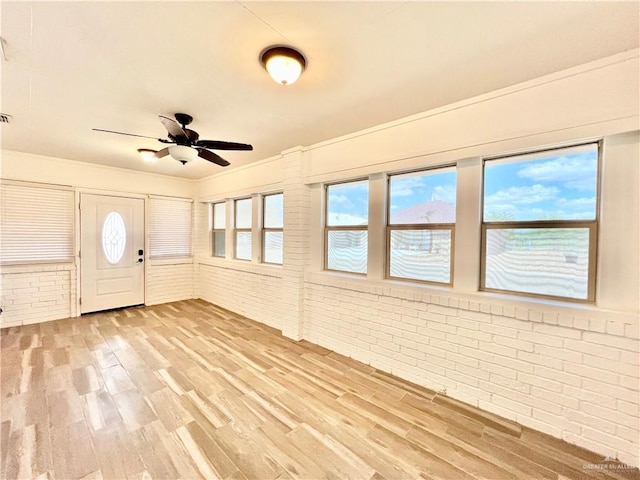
[75,189,149,315]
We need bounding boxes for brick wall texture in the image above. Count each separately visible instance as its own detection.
[302,272,639,465]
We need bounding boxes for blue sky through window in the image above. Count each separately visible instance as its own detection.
[264,193,283,228]
[326,145,597,225]
[389,169,457,219]
[327,181,369,226]
[484,145,598,222]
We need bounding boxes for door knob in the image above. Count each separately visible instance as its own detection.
[137,258,144,263]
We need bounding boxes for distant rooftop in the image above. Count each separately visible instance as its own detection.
[391,201,455,224]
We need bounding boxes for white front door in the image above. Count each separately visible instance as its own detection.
[80,194,145,314]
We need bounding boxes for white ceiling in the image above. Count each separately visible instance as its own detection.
[1,1,638,180]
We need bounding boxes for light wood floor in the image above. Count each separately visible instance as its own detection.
[1,299,637,480]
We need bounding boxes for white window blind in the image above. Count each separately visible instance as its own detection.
[0,182,75,263]
[149,197,193,258]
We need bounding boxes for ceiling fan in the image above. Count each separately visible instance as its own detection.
[93,113,253,166]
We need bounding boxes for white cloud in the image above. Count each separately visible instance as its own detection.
[391,188,417,198]
[556,197,596,210]
[431,185,456,204]
[517,155,597,191]
[552,196,596,220]
[486,196,596,221]
[485,184,559,206]
[328,194,353,210]
[390,176,426,198]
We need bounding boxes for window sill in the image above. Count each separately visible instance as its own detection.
[0,262,76,273]
[197,256,283,278]
[305,270,638,321]
[148,256,194,266]
[1,259,75,266]
[306,270,452,297]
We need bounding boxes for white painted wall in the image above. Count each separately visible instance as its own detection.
[0,150,194,198]
[195,50,640,465]
[197,154,283,202]
[0,151,196,326]
[303,50,638,184]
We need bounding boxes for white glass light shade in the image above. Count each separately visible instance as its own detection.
[265,55,303,85]
[260,46,306,86]
[169,145,198,164]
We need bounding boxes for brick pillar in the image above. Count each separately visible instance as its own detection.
[281,147,310,340]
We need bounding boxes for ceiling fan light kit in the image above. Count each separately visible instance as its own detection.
[260,46,306,86]
[94,113,253,167]
[168,145,198,165]
[137,148,158,162]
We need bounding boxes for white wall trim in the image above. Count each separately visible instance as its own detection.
[306,49,639,153]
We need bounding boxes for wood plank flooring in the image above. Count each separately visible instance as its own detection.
[1,299,638,480]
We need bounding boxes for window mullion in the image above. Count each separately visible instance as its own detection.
[252,195,260,263]
[368,173,386,281]
[225,199,233,260]
[453,157,482,292]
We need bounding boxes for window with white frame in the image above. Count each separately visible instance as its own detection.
[387,167,457,284]
[481,142,599,301]
[325,180,369,274]
[234,198,252,260]
[211,202,226,257]
[0,182,75,263]
[263,193,283,264]
[149,197,193,259]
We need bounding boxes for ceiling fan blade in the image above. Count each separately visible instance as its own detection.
[197,148,230,167]
[195,139,253,151]
[155,147,170,158]
[93,128,161,140]
[159,115,188,142]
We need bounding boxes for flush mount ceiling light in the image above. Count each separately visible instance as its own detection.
[260,46,306,86]
[137,148,158,162]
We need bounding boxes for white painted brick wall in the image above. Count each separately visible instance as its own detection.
[1,260,195,327]
[303,272,640,466]
[198,262,283,330]
[146,261,195,306]
[193,201,210,258]
[0,263,76,327]
[281,149,311,340]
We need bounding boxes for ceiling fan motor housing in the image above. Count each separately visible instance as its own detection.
[174,113,193,127]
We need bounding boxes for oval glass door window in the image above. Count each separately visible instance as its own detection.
[102,212,127,264]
